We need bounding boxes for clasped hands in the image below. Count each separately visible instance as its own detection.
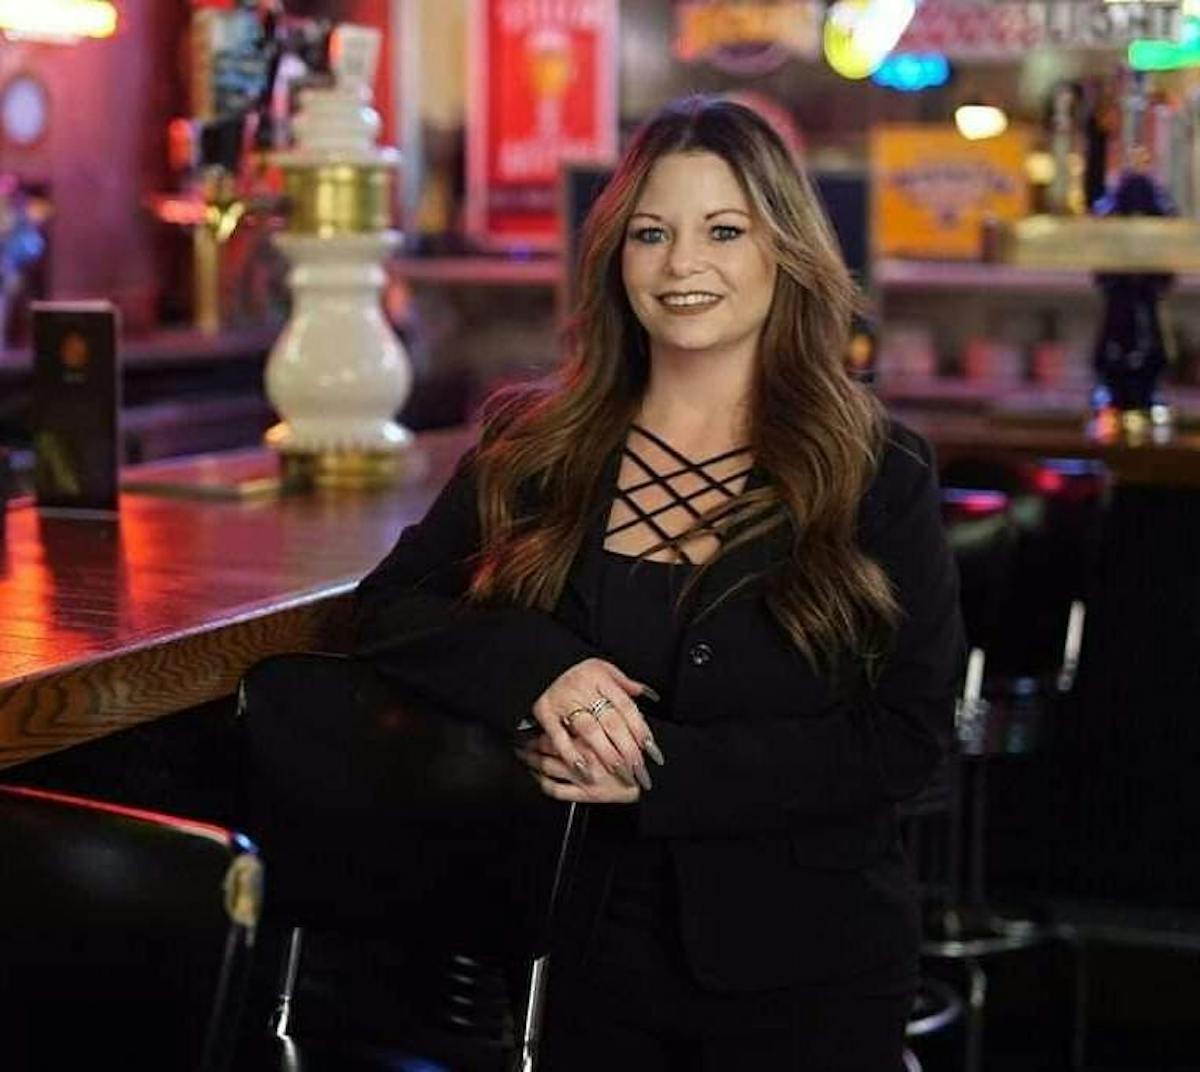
[514,658,665,805]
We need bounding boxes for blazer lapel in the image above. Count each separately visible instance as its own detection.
[559,447,622,643]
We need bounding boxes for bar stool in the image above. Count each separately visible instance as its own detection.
[0,783,262,1072]
[234,652,581,1072]
[912,469,1098,1072]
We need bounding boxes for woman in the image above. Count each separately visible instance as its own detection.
[354,95,962,1070]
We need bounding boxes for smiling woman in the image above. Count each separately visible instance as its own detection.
[621,151,777,376]
[354,95,963,1072]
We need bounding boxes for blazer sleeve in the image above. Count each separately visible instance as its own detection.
[352,447,600,735]
[638,428,964,838]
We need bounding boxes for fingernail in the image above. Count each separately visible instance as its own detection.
[633,763,652,792]
[640,684,662,703]
[573,759,594,785]
[643,737,666,767]
[610,764,635,788]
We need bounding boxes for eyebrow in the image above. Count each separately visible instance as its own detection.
[629,209,752,221]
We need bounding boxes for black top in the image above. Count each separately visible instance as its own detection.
[589,429,744,955]
[590,550,683,942]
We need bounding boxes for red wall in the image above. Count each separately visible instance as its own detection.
[0,1,395,336]
[0,1,185,333]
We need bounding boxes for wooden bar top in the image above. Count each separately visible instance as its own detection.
[0,426,472,769]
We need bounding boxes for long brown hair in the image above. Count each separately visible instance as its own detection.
[468,95,899,672]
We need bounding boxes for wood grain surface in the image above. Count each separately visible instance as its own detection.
[0,426,473,768]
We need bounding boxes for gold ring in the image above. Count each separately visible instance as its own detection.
[562,707,590,732]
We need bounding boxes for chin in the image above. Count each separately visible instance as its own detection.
[647,324,726,352]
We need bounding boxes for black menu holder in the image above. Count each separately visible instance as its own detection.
[32,301,120,516]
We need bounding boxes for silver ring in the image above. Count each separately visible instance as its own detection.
[589,697,614,720]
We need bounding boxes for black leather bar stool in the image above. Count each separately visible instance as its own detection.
[910,462,1103,1072]
[234,652,579,1072]
[0,783,262,1072]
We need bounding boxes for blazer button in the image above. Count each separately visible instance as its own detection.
[688,641,713,666]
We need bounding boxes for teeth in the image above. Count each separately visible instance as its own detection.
[660,293,720,307]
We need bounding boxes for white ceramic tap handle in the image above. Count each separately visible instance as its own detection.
[331,24,381,100]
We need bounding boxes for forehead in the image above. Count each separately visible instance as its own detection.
[633,151,750,213]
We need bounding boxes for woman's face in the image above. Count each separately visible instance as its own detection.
[621,150,777,364]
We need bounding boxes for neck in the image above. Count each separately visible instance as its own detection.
[636,341,755,450]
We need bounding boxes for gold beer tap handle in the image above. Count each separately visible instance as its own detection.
[205,198,248,244]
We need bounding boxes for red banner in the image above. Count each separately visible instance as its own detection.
[467,0,618,248]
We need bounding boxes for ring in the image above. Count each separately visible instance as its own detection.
[561,707,590,732]
[589,696,614,720]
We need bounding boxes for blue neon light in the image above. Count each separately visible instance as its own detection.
[871,53,951,92]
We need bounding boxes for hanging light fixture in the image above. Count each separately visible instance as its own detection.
[0,0,119,43]
[824,0,917,80]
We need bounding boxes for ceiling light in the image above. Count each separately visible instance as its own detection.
[955,104,1009,141]
[0,0,118,43]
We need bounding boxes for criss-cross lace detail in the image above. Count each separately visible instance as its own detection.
[604,424,753,566]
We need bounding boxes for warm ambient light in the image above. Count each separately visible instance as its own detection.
[0,0,118,42]
[824,0,917,80]
[955,104,1009,141]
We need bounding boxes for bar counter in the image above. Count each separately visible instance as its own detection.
[0,426,471,770]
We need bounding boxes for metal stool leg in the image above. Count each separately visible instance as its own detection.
[513,802,586,1072]
[272,926,305,1039]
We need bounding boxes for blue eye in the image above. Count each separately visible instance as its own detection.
[629,226,667,244]
[711,224,744,242]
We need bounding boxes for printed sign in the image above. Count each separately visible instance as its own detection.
[673,0,822,74]
[32,301,121,515]
[871,125,1030,260]
[467,0,619,248]
[896,0,1182,59]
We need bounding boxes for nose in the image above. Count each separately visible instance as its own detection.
[665,233,705,278]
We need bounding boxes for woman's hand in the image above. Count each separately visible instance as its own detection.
[516,734,640,805]
[530,658,664,793]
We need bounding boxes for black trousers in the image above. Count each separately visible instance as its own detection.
[540,907,912,1072]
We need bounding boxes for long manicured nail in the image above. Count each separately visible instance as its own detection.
[640,684,662,703]
[633,763,653,792]
[609,764,635,788]
[642,737,666,767]
[574,757,594,785]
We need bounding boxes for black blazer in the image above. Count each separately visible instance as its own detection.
[353,420,963,992]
